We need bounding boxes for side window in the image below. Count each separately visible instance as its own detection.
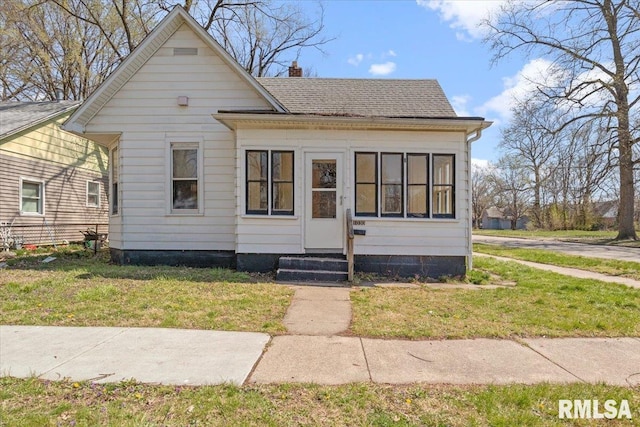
[245,150,294,215]
[171,143,199,212]
[354,152,378,216]
[433,154,455,218]
[111,147,119,215]
[20,179,44,215]
[87,181,100,208]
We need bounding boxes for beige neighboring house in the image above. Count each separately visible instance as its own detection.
[0,101,109,248]
[63,6,491,277]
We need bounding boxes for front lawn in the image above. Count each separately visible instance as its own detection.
[350,256,640,339]
[1,377,638,426]
[0,248,292,333]
[474,243,640,281]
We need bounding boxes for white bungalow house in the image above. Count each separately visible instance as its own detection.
[63,6,491,278]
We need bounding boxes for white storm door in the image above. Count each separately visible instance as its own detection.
[304,152,344,250]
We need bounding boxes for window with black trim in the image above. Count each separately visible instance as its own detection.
[246,150,294,215]
[354,152,454,219]
[355,152,378,216]
[111,147,119,215]
[407,154,429,217]
[381,153,403,216]
[433,154,455,218]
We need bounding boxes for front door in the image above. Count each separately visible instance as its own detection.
[305,152,344,250]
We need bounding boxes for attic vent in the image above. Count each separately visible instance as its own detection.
[173,47,198,56]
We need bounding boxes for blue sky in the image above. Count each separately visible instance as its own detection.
[295,0,538,166]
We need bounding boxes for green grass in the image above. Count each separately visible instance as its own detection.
[0,248,292,333]
[350,256,640,339]
[474,243,640,281]
[474,229,620,239]
[1,377,638,426]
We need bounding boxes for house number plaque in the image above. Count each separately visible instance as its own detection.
[353,220,365,226]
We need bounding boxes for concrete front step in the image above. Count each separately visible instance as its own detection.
[276,268,348,283]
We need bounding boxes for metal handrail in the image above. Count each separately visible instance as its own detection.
[346,208,354,282]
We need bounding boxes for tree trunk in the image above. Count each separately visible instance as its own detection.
[617,132,637,239]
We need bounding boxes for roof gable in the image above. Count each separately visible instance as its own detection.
[256,78,457,118]
[64,5,284,133]
[0,101,80,140]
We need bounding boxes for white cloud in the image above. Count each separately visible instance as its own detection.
[369,62,397,76]
[417,0,506,40]
[347,53,364,66]
[471,158,491,170]
[451,94,472,116]
[387,50,397,57]
[477,58,555,121]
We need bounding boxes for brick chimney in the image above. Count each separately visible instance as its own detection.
[288,61,302,77]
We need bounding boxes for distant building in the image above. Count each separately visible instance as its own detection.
[481,206,528,230]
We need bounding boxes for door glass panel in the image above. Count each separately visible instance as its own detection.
[312,160,336,218]
[312,160,336,189]
[312,191,336,218]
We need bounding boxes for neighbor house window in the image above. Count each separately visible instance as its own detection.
[111,147,119,215]
[354,152,454,219]
[246,150,294,215]
[171,143,200,212]
[355,152,378,216]
[433,154,455,218]
[87,181,100,208]
[20,178,44,215]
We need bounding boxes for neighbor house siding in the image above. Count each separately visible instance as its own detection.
[82,23,271,252]
[0,112,109,245]
[236,127,470,257]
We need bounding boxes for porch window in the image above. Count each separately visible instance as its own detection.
[381,153,403,216]
[407,154,428,217]
[87,181,100,208]
[354,152,454,219]
[171,143,200,212]
[433,154,455,218]
[20,178,44,215]
[111,147,119,215]
[355,152,377,216]
[246,150,294,215]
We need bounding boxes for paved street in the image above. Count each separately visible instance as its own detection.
[473,235,639,262]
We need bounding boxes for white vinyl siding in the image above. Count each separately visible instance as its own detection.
[236,128,470,257]
[81,24,271,251]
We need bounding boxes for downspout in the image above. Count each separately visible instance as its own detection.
[465,127,484,271]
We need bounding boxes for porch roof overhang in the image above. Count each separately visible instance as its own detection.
[213,111,492,136]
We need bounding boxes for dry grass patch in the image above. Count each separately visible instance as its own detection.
[1,377,638,426]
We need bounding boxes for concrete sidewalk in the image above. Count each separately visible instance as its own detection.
[2,325,640,387]
[475,252,640,289]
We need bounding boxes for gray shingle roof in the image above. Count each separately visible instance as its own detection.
[0,101,80,140]
[255,78,457,118]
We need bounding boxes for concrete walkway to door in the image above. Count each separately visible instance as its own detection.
[283,286,352,335]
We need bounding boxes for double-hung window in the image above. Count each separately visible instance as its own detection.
[354,152,455,219]
[170,142,201,213]
[246,150,294,215]
[87,181,100,208]
[111,147,119,215]
[20,178,44,215]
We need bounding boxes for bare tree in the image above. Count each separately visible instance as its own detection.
[500,97,560,228]
[492,155,532,230]
[471,163,496,229]
[486,0,640,239]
